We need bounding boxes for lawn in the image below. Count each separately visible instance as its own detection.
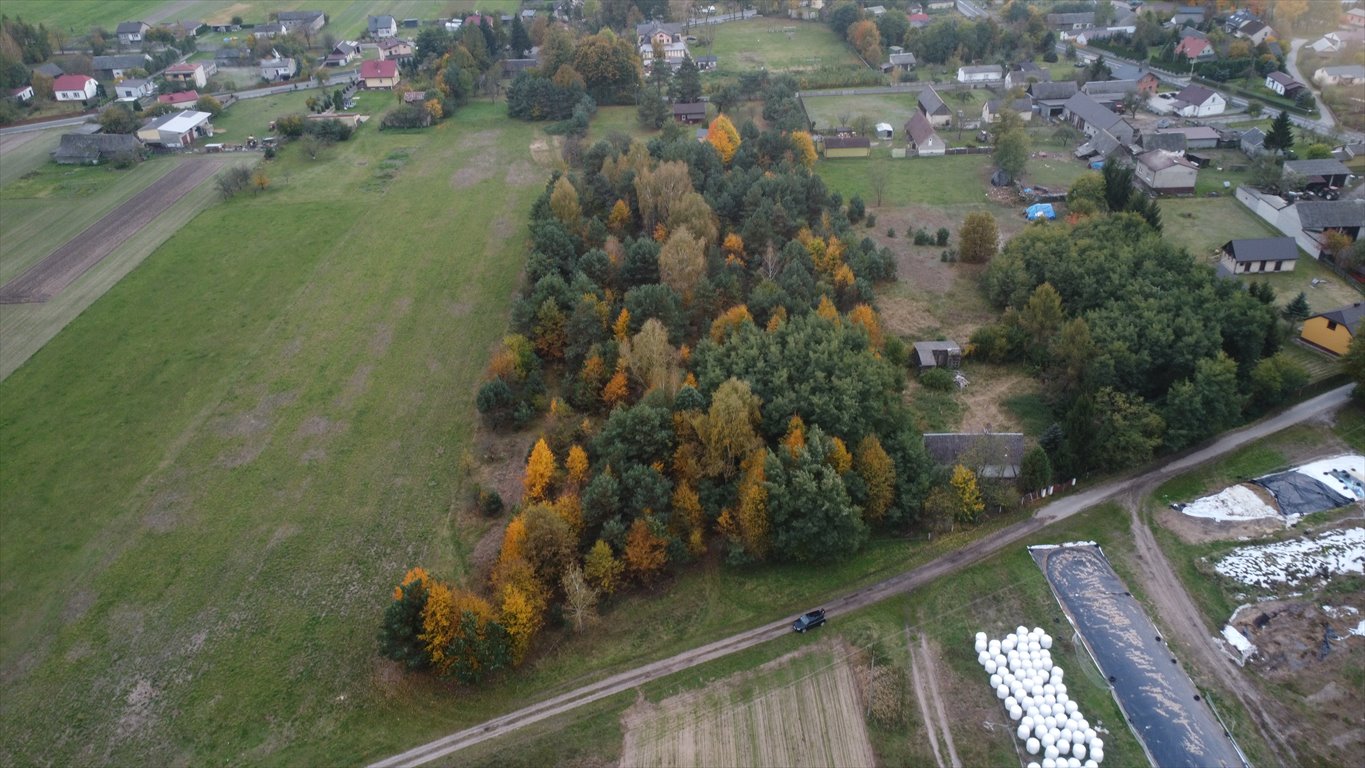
[705,17,862,73]
[817,150,999,207]
[589,104,660,143]
[0,100,553,766]
[1245,255,1362,317]
[6,0,446,36]
[0,127,66,186]
[802,92,920,135]
[1160,197,1284,258]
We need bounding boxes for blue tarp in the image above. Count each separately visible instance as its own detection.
[1089,160,1106,169]
[1026,203,1056,220]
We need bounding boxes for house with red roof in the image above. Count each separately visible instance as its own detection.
[1174,36,1214,61]
[157,90,200,108]
[53,74,97,102]
[163,61,207,88]
[360,59,400,89]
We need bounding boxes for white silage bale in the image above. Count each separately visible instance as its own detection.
[1090,738,1103,753]
[1039,705,1053,719]
[1090,749,1103,764]
[1031,684,1044,698]
[1084,761,1098,768]
[1033,723,1047,739]
[1044,745,1059,760]
[1017,625,1029,636]
[1018,723,1032,741]
[1028,763,1040,768]
[1068,759,1082,768]
[1055,682,1067,696]
[985,659,998,674]
[979,651,991,666]
[1011,705,1024,721]
[1026,737,1040,755]
[1084,728,1096,743]
[1061,728,1073,745]
[1042,729,1056,747]
[1073,744,1086,760]
[1004,636,1017,652]
[1022,716,1034,729]
[1052,666,1064,681]
[1041,634,1053,649]
[1041,759,1055,768]
[1065,700,1078,715]
[1044,684,1056,697]
[996,684,1009,700]
[1057,738,1070,756]
[1044,694,1056,706]
[1005,695,1017,710]
[989,639,1001,654]
[991,673,1003,689]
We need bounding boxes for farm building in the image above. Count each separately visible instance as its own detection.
[1264,72,1304,97]
[1295,200,1365,256]
[253,21,287,38]
[136,110,213,147]
[983,98,1033,123]
[1082,79,1137,106]
[116,21,149,45]
[92,54,151,82]
[1219,238,1298,276]
[163,61,208,88]
[1004,63,1050,90]
[1137,72,1160,95]
[957,65,1003,84]
[52,74,97,102]
[1134,150,1199,195]
[1241,127,1266,156]
[905,112,945,156]
[888,52,917,71]
[157,90,199,108]
[52,133,143,165]
[823,136,871,158]
[875,122,894,139]
[1313,65,1365,87]
[114,78,154,100]
[324,41,361,67]
[1029,81,1078,118]
[1062,92,1134,145]
[1046,12,1094,30]
[672,102,706,124]
[1142,131,1186,152]
[1283,159,1352,190]
[911,340,960,370]
[277,10,326,34]
[923,432,1026,479]
[360,59,401,89]
[1151,84,1226,117]
[1300,302,1365,356]
[1348,7,1365,27]
[917,85,952,127]
[1157,126,1219,149]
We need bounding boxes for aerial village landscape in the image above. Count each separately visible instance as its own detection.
[0,0,1362,766]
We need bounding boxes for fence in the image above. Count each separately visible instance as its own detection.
[1021,478,1078,505]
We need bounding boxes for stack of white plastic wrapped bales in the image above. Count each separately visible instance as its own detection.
[975,627,1105,768]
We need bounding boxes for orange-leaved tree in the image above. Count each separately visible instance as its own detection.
[523,438,557,502]
[855,435,896,524]
[847,303,883,348]
[624,516,669,583]
[706,114,740,164]
[565,444,590,490]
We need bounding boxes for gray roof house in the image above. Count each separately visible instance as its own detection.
[1029,80,1078,117]
[52,133,143,165]
[918,85,952,127]
[889,52,917,70]
[92,53,152,79]
[32,62,63,78]
[924,432,1027,479]
[1283,159,1352,188]
[1296,200,1365,243]
[1143,131,1186,152]
[1241,127,1266,156]
[368,15,398,37]
[1218,237,1298,276]
[1062,92,1134,145]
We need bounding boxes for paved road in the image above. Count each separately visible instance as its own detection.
[0,115,93,136]
[370,384,1353,768]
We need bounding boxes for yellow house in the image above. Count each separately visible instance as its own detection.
[1300,302,1364,356]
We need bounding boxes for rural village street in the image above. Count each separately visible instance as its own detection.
[371,384,1353,768]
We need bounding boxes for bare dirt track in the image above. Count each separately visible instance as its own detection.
[0,157,231,304]
[370,385,1352,768]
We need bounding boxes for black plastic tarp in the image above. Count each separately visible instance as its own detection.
[1253,471,1352,518]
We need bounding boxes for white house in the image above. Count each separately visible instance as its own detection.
[1234,20,1272,46]
[260,56,298,81]
[1309,33,1343,54]
[114,78,154,100]
[1134,149,1198,195]
[52,74,97,102]
[1171,84,1225,117]
[905,111,946,156]
[1314,65,1365,87]
[957,64,1003,84]
[116,21,150,45]
[1264,72,1303,97]
[368,15,398,38]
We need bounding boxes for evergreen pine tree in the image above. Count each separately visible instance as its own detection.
[510,14,531,57]
[1282,292,1310,322]
[671,56,702,103]
[1265,110,1294,153]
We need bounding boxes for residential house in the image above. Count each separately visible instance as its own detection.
[1158,125,1219,149]
[116,21,150,45]
[917,84,952,127]
[1004,62,1049,90]
[906,111,946,156]
[163,61,207,88]
[6,85,34,102]
[1314,65,1365,87]
[114,77,154,100]
[888,52,917,71]
[958,64,1003,84]
[636,20,684,47]
[912,341,961,370]
[215,47,252,67]
[1235,20,1273,45]
[277,10,326,34]
[1062,92,1134,144]
[1029,80,1078,118]
[157,90,199,108]
[254,21,287,38]
[325,41,360,67]
[162,20,203,39]
[368,15,398,38]
[823,136,871,158]
[1309,32,1344,54]
[695,55,718,71]
[92,53,151,81]
[52,74,97,102]
[1134,149,1199,194]
[1046,12,1094,30]
[1082,78,1137,108]
[640,39,688,69]
[260,56,298,81]
[672,102,706,124]
[31,62,63,79]
[1283,158,1352,190]
[866,5,887,17]
[521,9,537,20]
[1240,127,1267,156]
[360,59,400,89]
[1171,84,1225,117]
[137,110,213,147]
[1224,9,1261,32]
[1137,71,1160,95]
[1301,303,1365,357]
[1170,6,1205,26]
[923,432,1025,479]
[1296,200,1365,257]
[1174,36,1215,61]
[1264,71,1303,97]
[52,133,143,164]
[909,12,931,27]
[376,38,415,61]
[1219,237,1298,275]
[982,98,1033,123]
[1346,8,1365,28]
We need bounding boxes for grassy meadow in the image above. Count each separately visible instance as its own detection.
[4,0,475,36]
[705,16,862,73]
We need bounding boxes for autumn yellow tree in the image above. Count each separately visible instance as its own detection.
[523,438,557,502]
[672,482,706,556]
[816,295,841,323]
[424,98,444,121]
[782,415,806,457]
[855,435,896,524]
[607,198,631,234]
[602,361,631,408]
[624,516,669,583]
[847,19,883,64]
[709,304,754,342]
[550,175,582,229]
[697,377,764,478]
[828,436,853,474]
[706,114,741,164]
[623,318,680,394]
[847,304,884,348]
[583,539,624,595]
[566,444,590,489]
[735,449,770,559]
[791,131,817,168]
[500,583,544,664]
[613,307,631,342]
[950,464,985,525]
[552,493,583,539]
[722,232,745,265]
[659,227,707,300]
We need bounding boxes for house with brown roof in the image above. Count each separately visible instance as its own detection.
[360,59,400,89]
[672,102,706,124]
[1264,71,1304,98]
[905,111,945,156]
[163,61,208,88]
[157,90,199,108]
[376,38,415,61]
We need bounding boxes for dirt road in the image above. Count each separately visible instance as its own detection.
[0,157,232,304]
[370,384,1352,768]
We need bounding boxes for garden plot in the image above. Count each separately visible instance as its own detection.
[1213,527,1365,589]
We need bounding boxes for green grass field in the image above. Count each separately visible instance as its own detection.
[6,0,457,36]
[1160,197,1285,258]
[817,150,999,207]
[705,17,862,73]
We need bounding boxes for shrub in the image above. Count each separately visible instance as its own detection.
[215,166,252,199]
[913,228,933,245]
[920,367,956,391]
[471,484,505,517]
[886,228,896,238]
[847,195,865,223]
[866,213,876,228]
[935,227,950,246]
[381,104,432,129]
